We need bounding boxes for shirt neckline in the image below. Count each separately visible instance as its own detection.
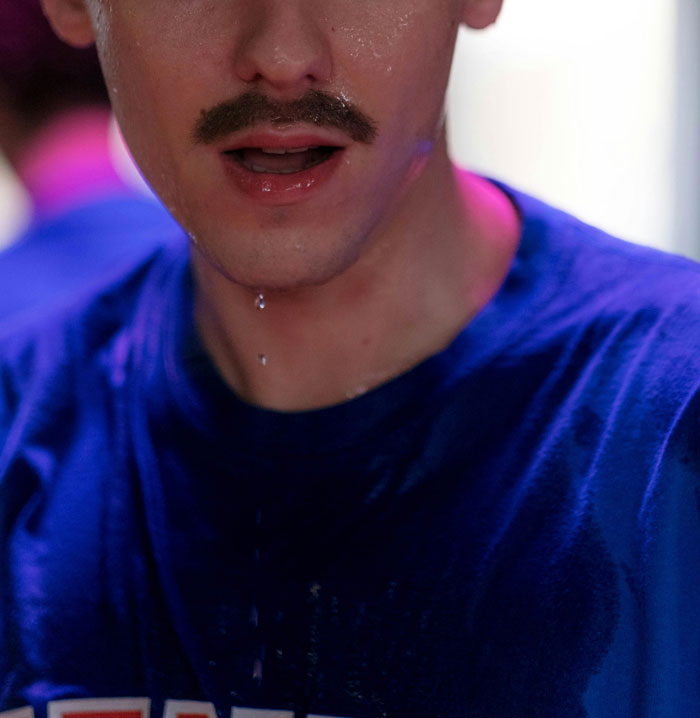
[141,176,560,456]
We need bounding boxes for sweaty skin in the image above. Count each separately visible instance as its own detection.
[41,0,517,410]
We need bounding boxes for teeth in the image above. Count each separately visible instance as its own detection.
[259,146,316,155]
[250,165,303,175]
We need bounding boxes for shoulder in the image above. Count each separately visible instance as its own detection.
[0,239,188,445]
[497,178,700,289]
[0,239,189,540]
[496,179,700,339]
[0,193,182,323]
[480,179,700,431]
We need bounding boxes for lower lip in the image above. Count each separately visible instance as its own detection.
[221,149,345,205]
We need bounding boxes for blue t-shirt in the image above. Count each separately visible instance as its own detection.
[0,192,180,326]
[1,182,700,718]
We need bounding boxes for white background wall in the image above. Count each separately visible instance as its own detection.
[1,1,696,256]
[447,0,680,253]
[673,0,700,259]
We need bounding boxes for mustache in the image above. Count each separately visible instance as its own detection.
[193,89,378,145]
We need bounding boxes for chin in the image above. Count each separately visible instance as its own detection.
[190,225,366,294]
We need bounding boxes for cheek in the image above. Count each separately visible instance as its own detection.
[330,2,458,131]
[91,12,224,206]
[104,53,180,195]
[330,0,457,73]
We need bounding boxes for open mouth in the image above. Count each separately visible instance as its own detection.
[224,146,342,175]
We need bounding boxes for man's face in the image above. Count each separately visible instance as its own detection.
[85,0,471,289]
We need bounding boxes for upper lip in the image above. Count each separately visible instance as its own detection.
[221,126,350,153]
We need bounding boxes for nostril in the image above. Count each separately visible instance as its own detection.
[231,10,333,89]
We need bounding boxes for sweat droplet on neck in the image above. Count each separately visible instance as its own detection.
[252,293,268,366]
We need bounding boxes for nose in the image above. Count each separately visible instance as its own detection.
[233,0,333,97]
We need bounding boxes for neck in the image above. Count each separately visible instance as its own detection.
[193,145,520,412]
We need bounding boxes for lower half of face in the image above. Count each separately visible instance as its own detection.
[98,0,462,291]
[170,125,445,291]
